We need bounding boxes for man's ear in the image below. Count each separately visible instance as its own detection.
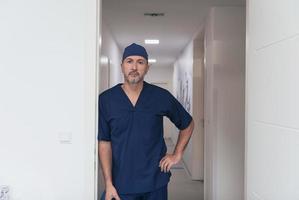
[145,64,150,74]
[120,62,124,73]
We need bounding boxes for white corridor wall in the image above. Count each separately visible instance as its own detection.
[246,0,299,199]
[173,41,194,178]
[173,32,205,180]
[101,22,123,88]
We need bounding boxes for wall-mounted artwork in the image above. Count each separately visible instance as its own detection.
[177,72,191,113]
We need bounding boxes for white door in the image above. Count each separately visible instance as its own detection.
[246,0,299,199]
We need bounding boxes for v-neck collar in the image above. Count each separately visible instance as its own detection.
[119,81,148,109]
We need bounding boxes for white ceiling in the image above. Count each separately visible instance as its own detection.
[102,0,245,68]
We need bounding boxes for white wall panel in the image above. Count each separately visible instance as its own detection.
[250,38,299,129]
[249,0,299,50]
[246,0,299,199]
[247,122,299,200]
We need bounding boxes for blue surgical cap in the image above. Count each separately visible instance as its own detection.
[122,43,148,62]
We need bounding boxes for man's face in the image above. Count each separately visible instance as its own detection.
[121,56,149,85]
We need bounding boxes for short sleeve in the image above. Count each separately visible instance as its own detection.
[97,95,111,141]
[165,91,193,130]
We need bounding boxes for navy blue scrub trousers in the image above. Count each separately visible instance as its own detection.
[100,185,168,200]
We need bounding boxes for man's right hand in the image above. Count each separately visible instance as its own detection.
[105,184,121,200]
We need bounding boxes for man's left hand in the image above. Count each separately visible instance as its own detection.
[159,153,182,173]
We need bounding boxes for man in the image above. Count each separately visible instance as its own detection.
[98,43,194,200]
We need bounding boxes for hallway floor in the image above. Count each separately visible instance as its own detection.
[98,138,204,200]
[165,138,204,200]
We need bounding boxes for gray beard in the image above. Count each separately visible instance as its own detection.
[129,79,138,84]
[125,74,144,85]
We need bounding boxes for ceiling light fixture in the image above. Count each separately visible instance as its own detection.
[145,39,159,44]
[148,59,157,63]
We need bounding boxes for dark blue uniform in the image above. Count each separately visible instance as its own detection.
[98,81,192,197]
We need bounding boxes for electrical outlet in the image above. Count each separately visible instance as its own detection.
[0,186,9,200]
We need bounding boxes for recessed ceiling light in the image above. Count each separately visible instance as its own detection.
[148,59,157,63]
[145,39,159,44]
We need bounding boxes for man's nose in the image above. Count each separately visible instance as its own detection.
[131,61,137,70]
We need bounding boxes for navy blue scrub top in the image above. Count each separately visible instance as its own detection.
[98,81,193,195]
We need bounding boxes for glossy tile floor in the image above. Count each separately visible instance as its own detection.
[98,138,204,200]
[166,138,204,200]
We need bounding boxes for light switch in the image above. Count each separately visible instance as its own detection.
[59,131,72,144]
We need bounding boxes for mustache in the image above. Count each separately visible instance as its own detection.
[129,71,139,76]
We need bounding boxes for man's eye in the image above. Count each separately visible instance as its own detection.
[138,61,145,65]
[127,60,132,63]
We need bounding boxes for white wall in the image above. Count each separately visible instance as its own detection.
[0,1,99,199]
[145,66,173,90]
[173,41,194,140]
[204,7,245,200]
[246,0,299,199]
[173,41,194,177]
[173,36,205,180]
[101,22,123,88]
[192,32,205,181]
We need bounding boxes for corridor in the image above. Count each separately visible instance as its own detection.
[166,139,204,200]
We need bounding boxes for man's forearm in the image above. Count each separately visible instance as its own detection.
[99,141,113,187]
[173,120,194,157]
[159,120,195,172]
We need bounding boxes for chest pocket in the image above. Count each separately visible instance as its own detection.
[108,112,131,136]
[135,111,163,141]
